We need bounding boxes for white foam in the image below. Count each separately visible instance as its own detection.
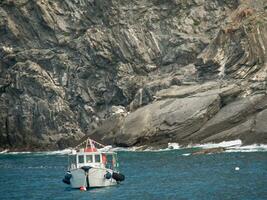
[41,149,73,155]
[6,151,32,155]
[143,148,171,152]
[182,153,191,156]
[1,140,266,155]
[111,147,139,152]
[0,149,8,154]
[0,149,72,155]
[99,145,113,152]
[168,143,180,150]
[112,146,172,152]
[112,140,267,153]
[226,144,267,152]
[185,140,267,153]
[189,139,242,149]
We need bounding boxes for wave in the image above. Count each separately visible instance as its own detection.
[0,149,72,155]
[168,140,267,154]
[188,139,242,149]
[117,140,267,153]
[1,140,266,154]
[111,140,267,153]
[168,140,243,151]
[40,149,73,155]
[226,144,267,152]
[187,140,267,153]
[0,164,65,169]
[2,151,32,155]
[182,153,191,156]
[0,149,8,154]
[112,146,151,152]
[167,143,181,150]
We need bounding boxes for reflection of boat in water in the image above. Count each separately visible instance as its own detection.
[63,138,125,189]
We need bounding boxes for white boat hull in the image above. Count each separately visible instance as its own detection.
[70,167,117,188]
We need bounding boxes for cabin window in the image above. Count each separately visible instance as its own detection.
[86,155,93,163]
[78,155,84,163]
[102,154,107,164]
[113,154,118,168]
[105,155,114,169]
[95,155,101,163]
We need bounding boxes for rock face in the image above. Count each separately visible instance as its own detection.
[0,0,266,150]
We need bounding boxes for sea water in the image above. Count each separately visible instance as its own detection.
[0,148,266,200]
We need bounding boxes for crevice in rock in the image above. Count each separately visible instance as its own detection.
[5,116,12,147]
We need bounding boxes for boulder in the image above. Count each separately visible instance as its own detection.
[186,95,267,144]
[113,94,221,146]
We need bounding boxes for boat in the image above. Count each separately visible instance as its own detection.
[62,138,125,189]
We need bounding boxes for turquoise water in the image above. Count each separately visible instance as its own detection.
[0,149,266,200]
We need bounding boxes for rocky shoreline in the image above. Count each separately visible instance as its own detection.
[0,0,267,151]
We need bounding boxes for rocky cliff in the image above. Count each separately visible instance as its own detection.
[0,0,266,151]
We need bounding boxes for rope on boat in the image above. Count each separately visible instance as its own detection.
[74,138,106,150]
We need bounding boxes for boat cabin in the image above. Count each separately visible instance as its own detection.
[68,148,118,170]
